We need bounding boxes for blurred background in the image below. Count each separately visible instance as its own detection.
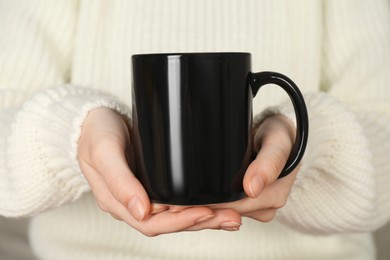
[0,216,389,260]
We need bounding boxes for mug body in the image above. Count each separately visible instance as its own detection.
[131,52,253,205]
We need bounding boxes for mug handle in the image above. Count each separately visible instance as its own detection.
[249,71,309,178]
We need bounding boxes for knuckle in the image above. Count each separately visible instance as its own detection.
[258,210,277,222]
[110,213,123,221]
[272,197,287,209]
[141,228,158,237]
[95,193,115,213]
[256,160,279,184]
[269,150,286,171]
[268,190,289,209]
[106,179,132,205]
[96,200,110,213]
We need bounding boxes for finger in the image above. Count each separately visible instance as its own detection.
[128,207,215,237]
[185,208,242,232]
[210,169,298,214]
[244,209,278,223]
[150,204,169,214]
[81,165,216,237]
[81,162,129,221]
[168,205,190,213]
[243,145,289,198]
[244,119,294,198]
[209,197,268,215]
[110,213,123,221]
[93,142,150,221]
[79,109,151,221]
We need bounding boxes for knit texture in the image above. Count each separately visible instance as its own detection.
[1,0,390,259]
[275,93,377,234]
[1,85,131,217]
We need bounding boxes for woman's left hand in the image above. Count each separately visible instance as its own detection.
[168,114,299,226]
[212,114,299,222]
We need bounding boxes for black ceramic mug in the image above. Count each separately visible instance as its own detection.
[130,52,308,205]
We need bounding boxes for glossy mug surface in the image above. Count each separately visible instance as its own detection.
[130,52,308,205]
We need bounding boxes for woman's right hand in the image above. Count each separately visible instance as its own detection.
[77,108,241,236]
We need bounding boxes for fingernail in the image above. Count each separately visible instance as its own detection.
[249,176,263,198]
[195,214,215,224]
[220,221,242,231]
[128,196,146,221]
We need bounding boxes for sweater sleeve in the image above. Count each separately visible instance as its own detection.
[0,1,132,217]
[269,1,390,234]
[1,86,131,218]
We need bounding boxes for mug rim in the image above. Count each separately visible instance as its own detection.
[132,52,250,59]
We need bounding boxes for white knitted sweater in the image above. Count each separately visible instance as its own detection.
[1,0,390,259]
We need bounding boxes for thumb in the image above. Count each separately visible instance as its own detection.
[244,116,295,198]
[98,145,151,221]
[243,144,289,198]
[80,107,150,220]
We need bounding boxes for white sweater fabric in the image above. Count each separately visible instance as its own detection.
[1,0,390,259]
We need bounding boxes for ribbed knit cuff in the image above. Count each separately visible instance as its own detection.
[256,92,381,234]
[3,85,131,217]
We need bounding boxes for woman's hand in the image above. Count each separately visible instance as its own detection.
[209,114,299,221]
[77,108,241,236]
